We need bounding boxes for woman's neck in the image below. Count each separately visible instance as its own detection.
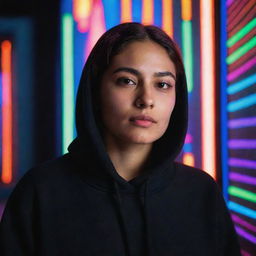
[105,138,152,181]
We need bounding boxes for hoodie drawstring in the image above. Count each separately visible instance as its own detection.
[113,179,150,256]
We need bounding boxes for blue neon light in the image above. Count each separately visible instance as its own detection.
[228,94,256,112]
[227,74,256,95]
[228,201,256,219]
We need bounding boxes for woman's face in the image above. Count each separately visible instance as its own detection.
[100,40,176,146]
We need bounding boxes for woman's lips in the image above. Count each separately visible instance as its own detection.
[130,115,156,128]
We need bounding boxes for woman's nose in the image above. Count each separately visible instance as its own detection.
[134,85,154,109]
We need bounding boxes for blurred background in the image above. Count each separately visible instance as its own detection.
[0,0,255,254]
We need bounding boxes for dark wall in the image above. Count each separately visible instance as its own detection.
[0,0,61,164]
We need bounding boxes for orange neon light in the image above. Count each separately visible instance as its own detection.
[162,0,173,38]
[121,0,132,23]
[1,40,13,184]
[181,0,192,21]
[73,0,92,32]
[183,153,195,167]
[200,0,216,179]
[142,0,153,25]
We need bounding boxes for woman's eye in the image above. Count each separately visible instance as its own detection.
[157,82,171,89]
[116,77,136,86]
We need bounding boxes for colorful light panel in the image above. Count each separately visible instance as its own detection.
[221,0,256,254]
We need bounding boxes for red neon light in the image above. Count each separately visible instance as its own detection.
[1,40,13,184]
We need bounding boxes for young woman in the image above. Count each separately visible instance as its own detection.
[0,22,241,256]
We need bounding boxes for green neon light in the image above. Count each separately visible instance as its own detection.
[227,18,256,47]
[226,36,256,64]
[62,14,75,153]
[181,21,193,93]
[228,186,256,203]
[228,93,256,112]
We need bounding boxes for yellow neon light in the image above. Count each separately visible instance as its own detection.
[183,153,195,167]
[121,0,132,23]
[200,0,216,179]
[73,0,92,32]
[142,0,153,25]
[162,0,173,38]
[181,0,192,20]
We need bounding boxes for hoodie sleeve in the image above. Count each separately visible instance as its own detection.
[215,185,241,256]
[0,171,36,256]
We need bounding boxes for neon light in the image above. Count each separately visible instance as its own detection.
[185,133,193,143]
[232,214,256,233]
[228,0,255,30]
[228,117,256,128]
[227,74,256,94]
[162,0,173,38]
[228,94,256,112]
[226,36,256,64]
[228,201,256,219]
[1,40,13,184]
[73,0,92,32]
[241,250,251,256]
[227,57,256,82]
[182,21,193,92]
[62,14,75,154]
[121,0,132,23]
[228,186,256,203]
[200,0,216,178]
[85,0,106,59]
[142,0,153,25]
[229,158,256,169]
[181,0,192,20]
[229,172,256,185]
[183,152,195,167]
[235,226,256,244]
[226,0,234,6]
[227,18,256,47]
[183,143,192,152]
[227,0,248,25]
[220,0,229,201]
[228,139,256,149]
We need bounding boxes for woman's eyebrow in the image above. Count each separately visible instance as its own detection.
[113,67,140,76]
[154,71,176,81]
[113,67,176,81]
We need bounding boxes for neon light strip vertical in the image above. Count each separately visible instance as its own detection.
[62,14,75,153]
[121,0,132,23]
[200,0,216,178]
[1,41,13,184]
[220,0,229,200]
[162,0,173,38]
[142,0,154,24]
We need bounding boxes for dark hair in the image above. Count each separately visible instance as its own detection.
[89,22,185,91]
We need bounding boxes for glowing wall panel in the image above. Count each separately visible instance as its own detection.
[0,19,34,202]
[221,0,256,254]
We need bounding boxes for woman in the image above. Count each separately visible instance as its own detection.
[0,22,241,255]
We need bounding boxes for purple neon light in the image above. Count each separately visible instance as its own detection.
[235,225,256,244]
[185,134,193,144]
[228,117,256,128]
[241,250,250,256]
[232,214,256,233]
[229,158,256,169]
[226,0,234,7]
[229,139,256,149]
[229,172,256,185]
[227,57,256,82]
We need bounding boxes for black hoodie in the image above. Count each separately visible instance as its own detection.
[0,37,241,256]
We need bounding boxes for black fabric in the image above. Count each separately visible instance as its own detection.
[0,36,241,255]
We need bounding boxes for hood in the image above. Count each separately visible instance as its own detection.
[68,30,188,256]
